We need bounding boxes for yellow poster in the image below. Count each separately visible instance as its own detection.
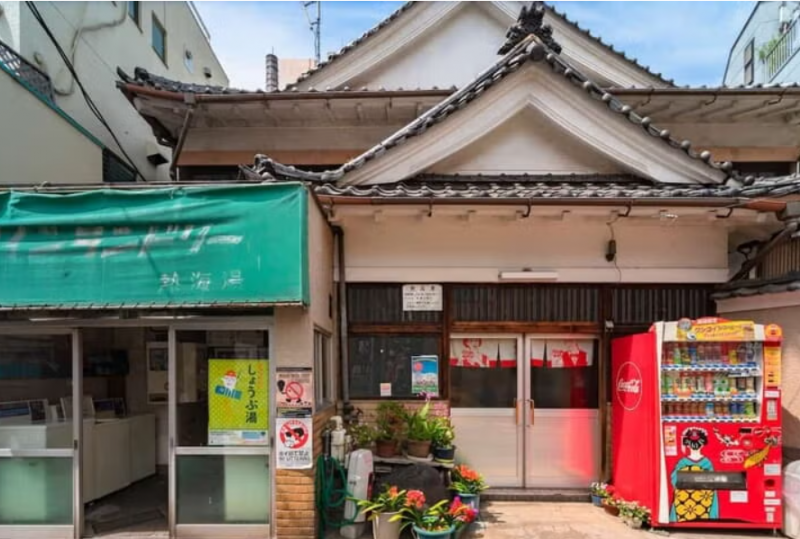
[764,346,782,388]
[208,359,269,446]
[676,319,755,342]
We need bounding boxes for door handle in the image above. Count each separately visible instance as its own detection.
[529,399,535,426]
[513,398,519,425]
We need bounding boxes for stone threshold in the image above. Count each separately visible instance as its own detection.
[482,488,589,502]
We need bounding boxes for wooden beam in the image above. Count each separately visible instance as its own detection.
[178,149,365,166]
[450,321,598,334]
[696,146,800,163]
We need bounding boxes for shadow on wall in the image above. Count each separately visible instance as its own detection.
[784,405,800,464]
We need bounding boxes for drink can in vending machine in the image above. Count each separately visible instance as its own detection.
[715,402,726,416]
[705,402,715,417]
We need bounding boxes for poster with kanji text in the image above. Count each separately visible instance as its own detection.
[208,358,269,445]
[276,417,313,469]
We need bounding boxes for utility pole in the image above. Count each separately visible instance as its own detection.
[302,1,321,64]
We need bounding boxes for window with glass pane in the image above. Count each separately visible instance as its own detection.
[314,330,333,409]
[531,339,599,409]
[450,337,517,408]
[349,335,439,398]
[152,14,167,62]
[0,334,73,525]
[174,330,270,525]
[128,1,140,25]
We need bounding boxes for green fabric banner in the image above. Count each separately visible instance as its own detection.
[0,183,309,308]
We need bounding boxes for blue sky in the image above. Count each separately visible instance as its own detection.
[194,1,755,89]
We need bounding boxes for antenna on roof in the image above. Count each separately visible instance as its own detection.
[301,1,321,65]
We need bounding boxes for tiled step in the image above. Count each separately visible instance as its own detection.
[482,488,589,502]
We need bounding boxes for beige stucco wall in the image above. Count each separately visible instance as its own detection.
[717,305,800,460]
[275,194,334,369]
[0,69,102,184]
[4,1,228,183]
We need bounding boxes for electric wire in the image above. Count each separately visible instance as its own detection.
[25,1,148,182]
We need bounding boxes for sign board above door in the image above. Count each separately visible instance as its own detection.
[402,284,442,311]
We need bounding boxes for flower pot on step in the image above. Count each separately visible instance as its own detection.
[627,518,643,529]
[412,525,454,539]
[375,439,397,458]
[591,494,603,507]
[456,492,480,514]
[372,511,402,539]
[432,445,456,463]
[603,504,619,517]
[407,439,431,458]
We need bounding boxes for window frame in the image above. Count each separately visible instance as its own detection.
[744,39,754,85]
[313,329,335,410]
[127,1,140,28]
[151,13,167,65]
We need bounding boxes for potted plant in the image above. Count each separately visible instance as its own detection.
[391,490,458,539]
[375,402,406,458]
[350,423,377,451]
[447,496,479,539]
[355,485,407,539]
[589,482,608,507]
[449,464,487,514]
[431,417,456,463]
[602,491,621,517]
[619,501,650,529]
[405,401,436,458]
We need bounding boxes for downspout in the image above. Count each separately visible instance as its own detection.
[169,105,194,181]
[333,226,352,420]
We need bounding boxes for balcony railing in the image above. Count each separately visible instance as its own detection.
[0,39,55,102]
[765,20,800,80]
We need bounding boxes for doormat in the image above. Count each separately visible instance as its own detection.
[90,508,165,536]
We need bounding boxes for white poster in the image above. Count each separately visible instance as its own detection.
[276,417,313,470]
[449,338,517,368]
[402,284,443,311]
[530,339,594,368]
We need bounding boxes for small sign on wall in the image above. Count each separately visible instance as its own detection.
[402,284,442,311]
[276,417,313,469]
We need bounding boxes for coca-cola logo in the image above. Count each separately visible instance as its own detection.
[616,362,643,411]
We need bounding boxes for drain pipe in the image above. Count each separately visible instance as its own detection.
[333,226,353,421]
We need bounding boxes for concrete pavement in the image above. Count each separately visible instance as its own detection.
[463,502,777,539]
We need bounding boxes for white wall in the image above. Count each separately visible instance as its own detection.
[429,107,622,175]
[4,1,228,183]
[0,68,102,184]
[338,213,729,283]
[0,1,21,50]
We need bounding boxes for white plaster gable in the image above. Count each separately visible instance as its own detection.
[344,62,724,187]
[293,1,670,92]
[428,107,624,175]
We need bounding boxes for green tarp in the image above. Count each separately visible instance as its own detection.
[0,183,309,308]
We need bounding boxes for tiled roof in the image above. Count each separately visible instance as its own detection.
[712,273,800,300]
[249,30,734,184]
[288,1,675,90]
[307,173,800,201]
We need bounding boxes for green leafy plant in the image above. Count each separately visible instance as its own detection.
[390,491,476,532]
[430,417,455,449]
[376,401,407,442]
[449,464,488,495]
[619,500,651,523]
[349,423,377,449]
[355,485,407,518]
[590,481,610,498]
[405,401,437,442]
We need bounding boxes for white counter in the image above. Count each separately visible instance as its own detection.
[0,414,156,503]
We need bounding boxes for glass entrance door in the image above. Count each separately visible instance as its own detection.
[449,335,523,487]
[525,337,600,488]
[169,326,273,539]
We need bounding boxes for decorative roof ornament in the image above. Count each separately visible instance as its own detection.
[498,2,562,55]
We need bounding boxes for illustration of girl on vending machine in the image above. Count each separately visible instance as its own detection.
[670,428,720,522]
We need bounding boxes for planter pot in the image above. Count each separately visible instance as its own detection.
[432,445,456,463]
[407,439,432,458]
[375,439,397,458]
[372,512,402,539]
[591,494,603,507]
[456,492,480,514]
[627,518,643,529]
[412,525,454,539]
[603,504,620,517]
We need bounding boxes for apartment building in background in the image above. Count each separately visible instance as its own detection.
[0,1,228,184]
[724,1,800,86]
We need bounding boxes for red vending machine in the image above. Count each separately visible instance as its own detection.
[612,318,783,529]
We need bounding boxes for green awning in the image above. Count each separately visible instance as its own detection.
[0,183,309,309]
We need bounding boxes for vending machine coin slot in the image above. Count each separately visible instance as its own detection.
[675,471,746,490]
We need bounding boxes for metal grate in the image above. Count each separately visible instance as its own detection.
[451,285,599,322]
[758,239,800,280]
[611,286,714,326]
[0,39,55,102]
[103,148,137,183]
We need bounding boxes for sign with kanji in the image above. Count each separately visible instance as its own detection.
[276,368,313,411]
[402,284,442,311]
[208,358,269,445]
[276,417,313,469]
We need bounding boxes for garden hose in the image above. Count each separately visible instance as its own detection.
[315,454,357,539]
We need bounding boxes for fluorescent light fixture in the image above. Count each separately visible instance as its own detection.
[499,270,559,282]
